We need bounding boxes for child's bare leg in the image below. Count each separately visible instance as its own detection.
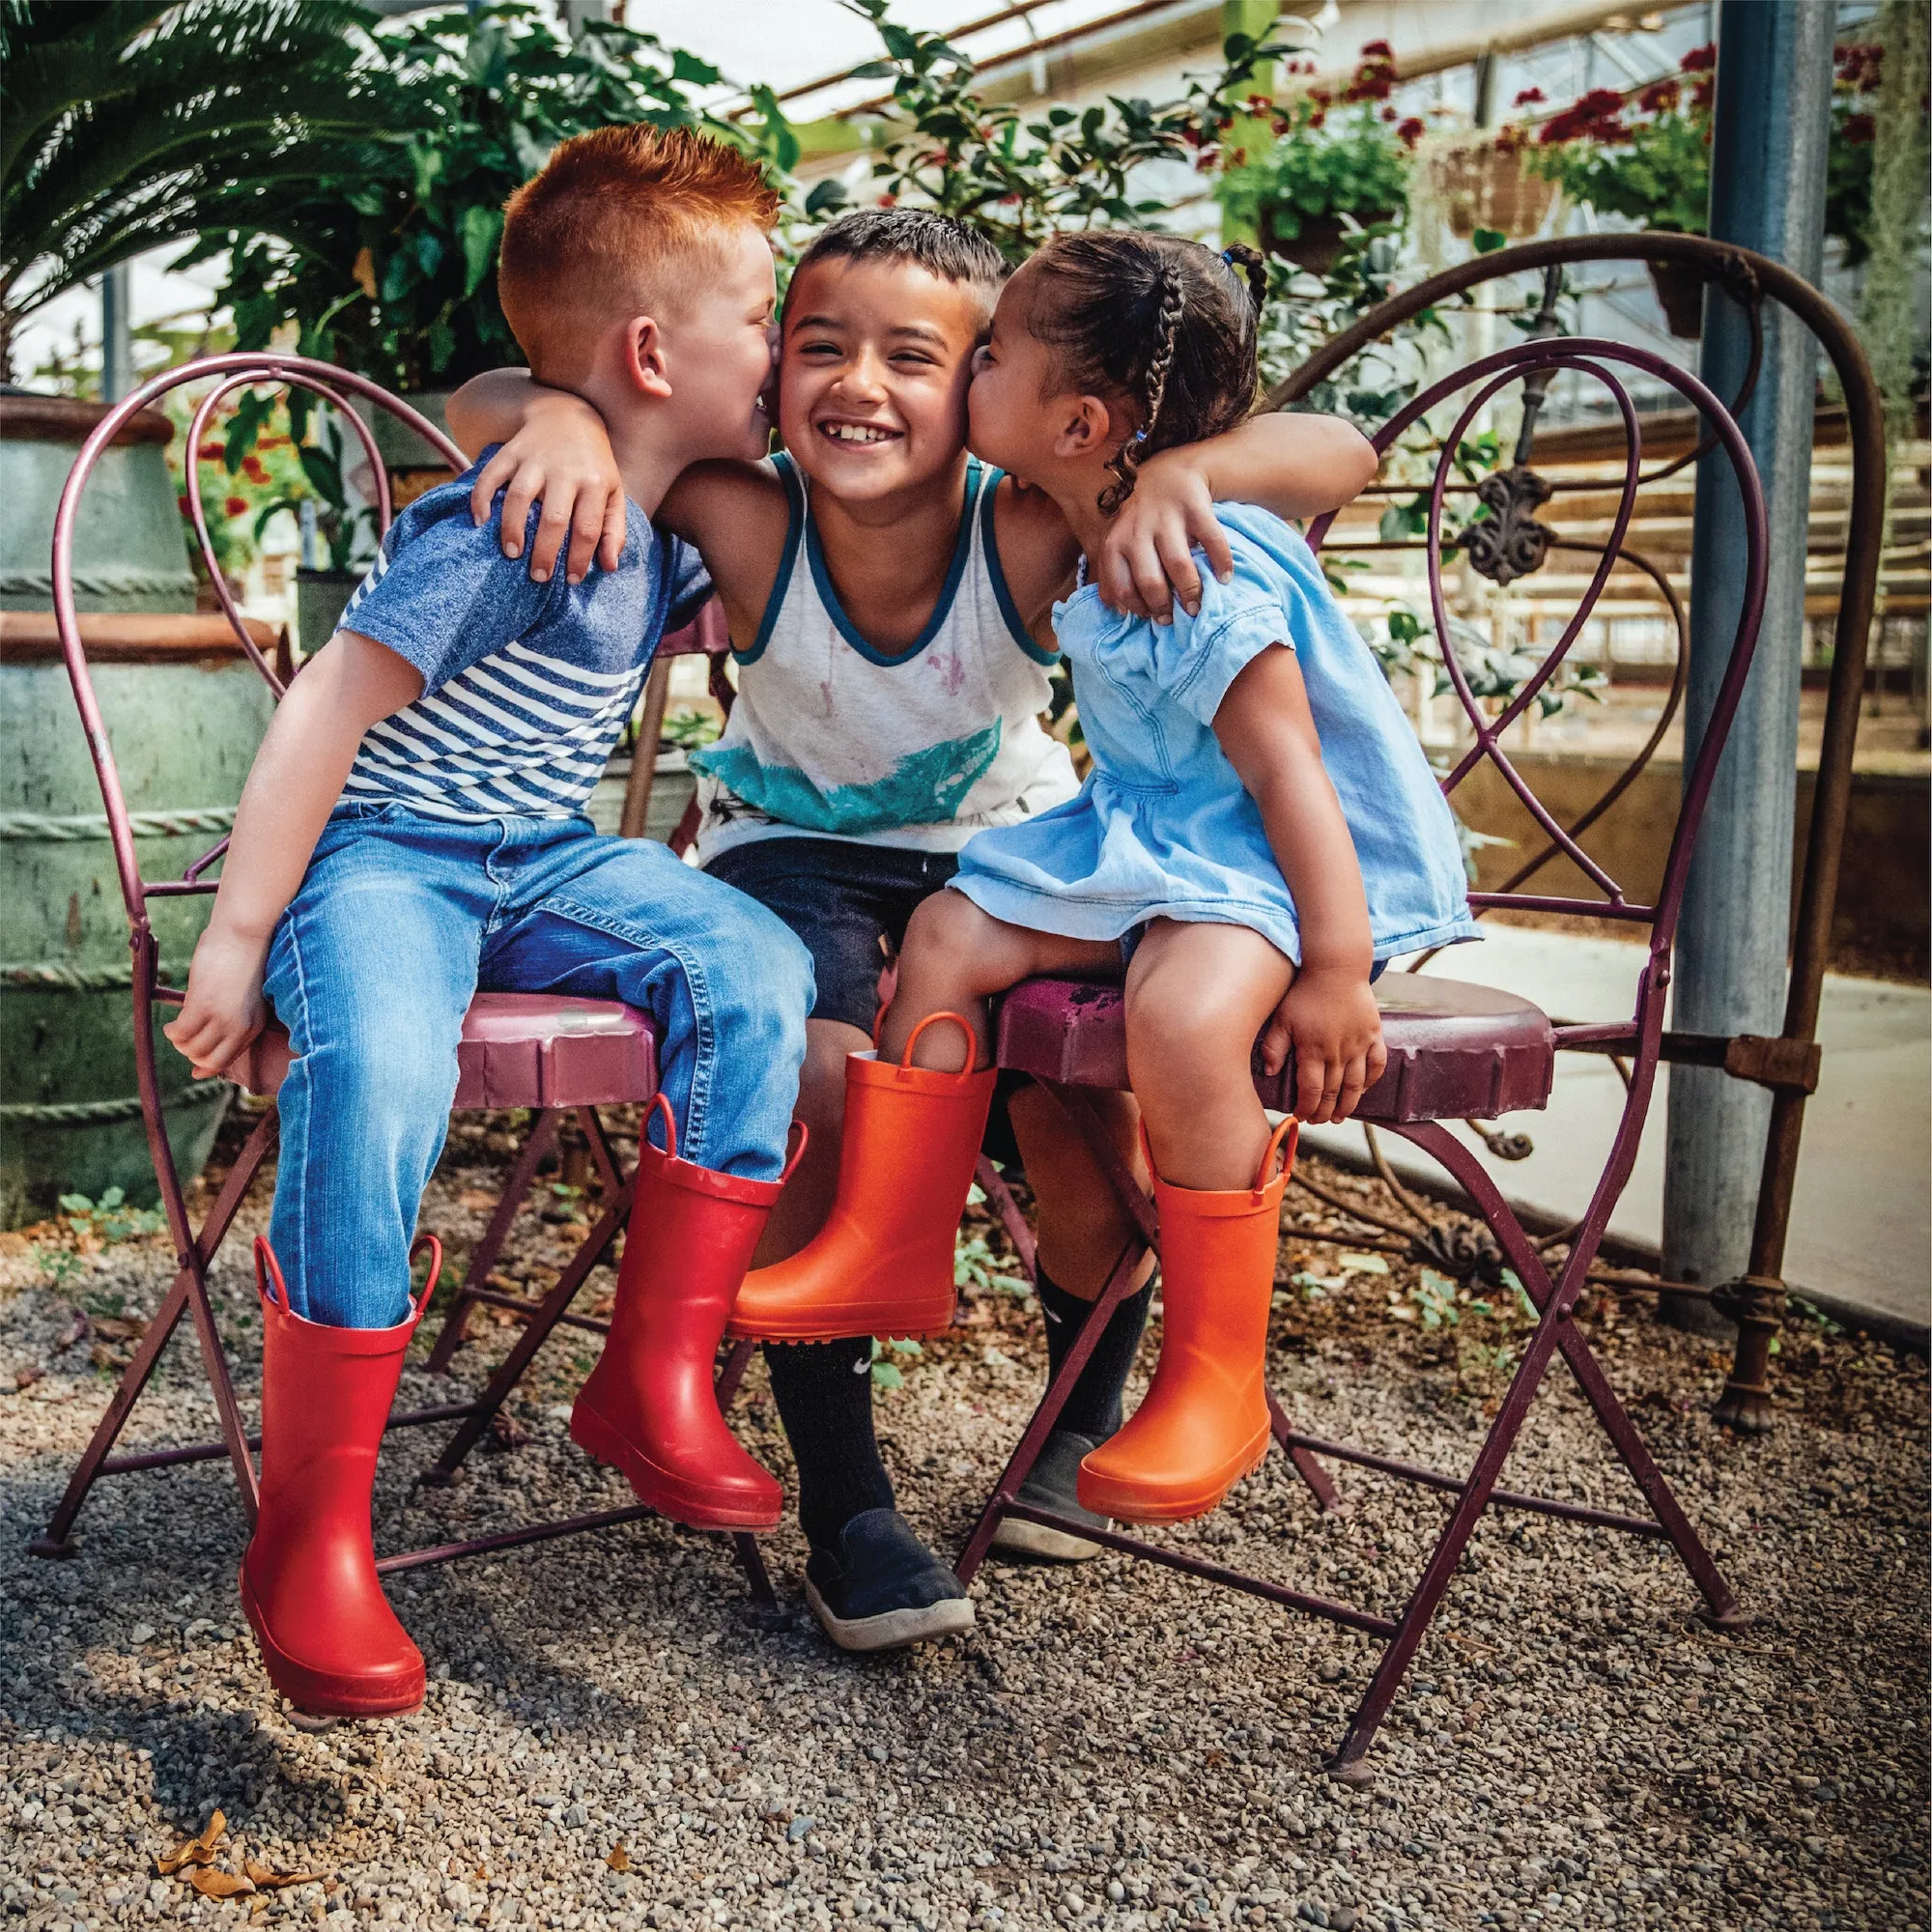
[1008,1085,1154,1299]
[880,891,1119,1070]
[753,1017,868,1266]
[1124,920,1294,1192]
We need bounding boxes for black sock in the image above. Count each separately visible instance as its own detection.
[761,1339,896,1550]
[1036,1264,1154,1442]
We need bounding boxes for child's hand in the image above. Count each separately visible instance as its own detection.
[468,392,625,585]
[1094,449,1236,623]
[162,923,270,1082]
[1259,965,1387,1125]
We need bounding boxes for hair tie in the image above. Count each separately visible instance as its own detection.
[1220,248,1236,264]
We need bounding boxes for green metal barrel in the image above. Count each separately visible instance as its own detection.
[0,394,275,1227]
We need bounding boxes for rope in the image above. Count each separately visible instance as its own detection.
[0,571,196,602]
[0,1077,231,1126]
[1,961,142,989]
[0,808,236,841]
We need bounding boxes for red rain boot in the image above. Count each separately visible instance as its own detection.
[1077,1117,1298,1525]
[725,1014,994,1345]
[571,1097,800,1530]
[240,1236,438,1717]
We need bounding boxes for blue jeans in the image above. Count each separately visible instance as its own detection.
[264,804,814,1327]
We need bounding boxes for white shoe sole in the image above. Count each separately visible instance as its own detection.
[804,1577,977,1653]
[989,1513,1105,1562]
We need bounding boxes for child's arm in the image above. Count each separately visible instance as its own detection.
[447,369,626,585]
[1097,412,1378,621]
[159,636,425,1079]
[1211,644,1388,1124]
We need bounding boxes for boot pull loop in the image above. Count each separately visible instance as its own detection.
[253,1236,292,1316]
[1252,1114,1300,1203]
[408,1234,444,1324]
[648,1091,679,1163]
[780,1118,810,1185]
[895,1010,980,1083]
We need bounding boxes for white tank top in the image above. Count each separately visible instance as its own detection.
[690,452,1079,862]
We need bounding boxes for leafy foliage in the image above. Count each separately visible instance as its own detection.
[0,0,395,380]
[196,3,744,389]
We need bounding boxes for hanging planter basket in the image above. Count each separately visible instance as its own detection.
[1259,208,1398,278]
[1646,258,1705,338]
[1431,146,1557,239]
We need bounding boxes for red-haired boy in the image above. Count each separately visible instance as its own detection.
[163,127,815,1716]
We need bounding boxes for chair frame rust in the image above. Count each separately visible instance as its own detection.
[26,352,771,1605]
[956,328,1771,1783]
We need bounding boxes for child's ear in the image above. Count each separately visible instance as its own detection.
[622,316,675,402]
[1051,392,1118,460]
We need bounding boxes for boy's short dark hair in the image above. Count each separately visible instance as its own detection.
[787,208,1009,321]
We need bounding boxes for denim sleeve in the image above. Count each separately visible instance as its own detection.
[1147,544,1293,731]
[339,486,565,697]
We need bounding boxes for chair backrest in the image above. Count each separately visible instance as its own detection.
[52,353,466,951]
[1302,333,1768,970]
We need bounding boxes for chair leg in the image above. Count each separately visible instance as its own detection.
[578,1105,624,1200]
[425,1110,561,1376]
[975,1154,1037,1283]
[1395,1123,1747,1626]
[423,1176,635,1482]
[955,1233,1148,1586]
[31,1110,276,1555]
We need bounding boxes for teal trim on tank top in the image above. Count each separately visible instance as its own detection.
[978,469,1058,668]
[735,451,805,668]
[801,455,982,668]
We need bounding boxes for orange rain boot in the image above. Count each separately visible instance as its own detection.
[726,1014,995,1345]
[572,1099,802,1530]
[240,1236,440,1717]
[1076,1117,1298,1525]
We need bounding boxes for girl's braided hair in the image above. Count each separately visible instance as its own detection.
[1024,232,1268,515]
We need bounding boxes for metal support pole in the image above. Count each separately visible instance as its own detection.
[1661,2,1833,1333]
[100,262,133,404]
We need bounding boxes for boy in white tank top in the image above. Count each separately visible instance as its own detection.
[448,212,1376,1652]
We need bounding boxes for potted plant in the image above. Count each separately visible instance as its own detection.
[1429,90,1559,241]
[1527,41,1884,336]
[1215,44,1419,277]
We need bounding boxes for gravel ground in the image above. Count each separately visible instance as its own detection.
[1,1107,1925,1932]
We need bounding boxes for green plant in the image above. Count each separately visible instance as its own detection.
[0,0,396,383]
[59,1186,167,1244]
[1215,44,1418,246]
[867,1335,922,1391]
[242,403,377,573]
[199,3,750,390]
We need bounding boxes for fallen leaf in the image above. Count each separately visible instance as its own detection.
[607,1844,630,1872]
[14,1365,43,1389]
[89,1342,123,1370]
[243,1857,324,1889]
[187,1867,256,1898]
[90,1315,147,1340]
[157,1810,226,1874]
[472,1865,489,1882]
[459,1190,499,1211]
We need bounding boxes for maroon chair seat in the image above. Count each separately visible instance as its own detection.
[995,973,1553,1122]
[227,992,657,1110]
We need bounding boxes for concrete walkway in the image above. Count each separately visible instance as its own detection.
[1305,926,1931,1341]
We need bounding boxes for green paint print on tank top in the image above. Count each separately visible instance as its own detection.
[691,722,1004,838]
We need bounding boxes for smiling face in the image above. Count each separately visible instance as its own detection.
[657,222,781,464]
[777,255,988,501]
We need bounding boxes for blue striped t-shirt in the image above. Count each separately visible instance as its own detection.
[337,452,709,822]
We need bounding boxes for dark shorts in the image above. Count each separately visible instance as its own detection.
[704,835,1027,1168]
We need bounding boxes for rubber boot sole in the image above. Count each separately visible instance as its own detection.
[989,1513,1105,1562]
[1075,1420,1272,1526]
[803,1577,977,1653]
[570,1396,781,1532]
[239,1564,424,1719]
[727,1293,956,1346]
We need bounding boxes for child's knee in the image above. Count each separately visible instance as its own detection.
[901,888,993,978]
[707,907,813,1060]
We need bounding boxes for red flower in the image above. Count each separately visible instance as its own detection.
[1637,78,1680,114]
[176,493,190,514]
[1680,43,1716,73]
[242,454,267,483]
[1396,116,1425,149]
[1834,43,1883,90]
[223,495,247,518]
[1841,110,1875,145]
[1359,40,1394,58]
[1308,86,1331,108]
[1538,87,1631,146]
[1308,109,1325,130]
[1245,93,1272,112]
[1381,103,1398,121]
[197,440,223,460]
[1689,75,1714,111]
[1513,86,1546,107]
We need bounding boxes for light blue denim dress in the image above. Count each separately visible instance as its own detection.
[950,502,1480,967]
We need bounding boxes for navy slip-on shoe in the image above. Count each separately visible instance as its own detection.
[990,1429,1110,1563]
[803,1508,976,1653]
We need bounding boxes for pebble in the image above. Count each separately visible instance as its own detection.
[0,1142,1923,1931]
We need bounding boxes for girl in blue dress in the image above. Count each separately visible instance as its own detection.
[772,231,1477,1526]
